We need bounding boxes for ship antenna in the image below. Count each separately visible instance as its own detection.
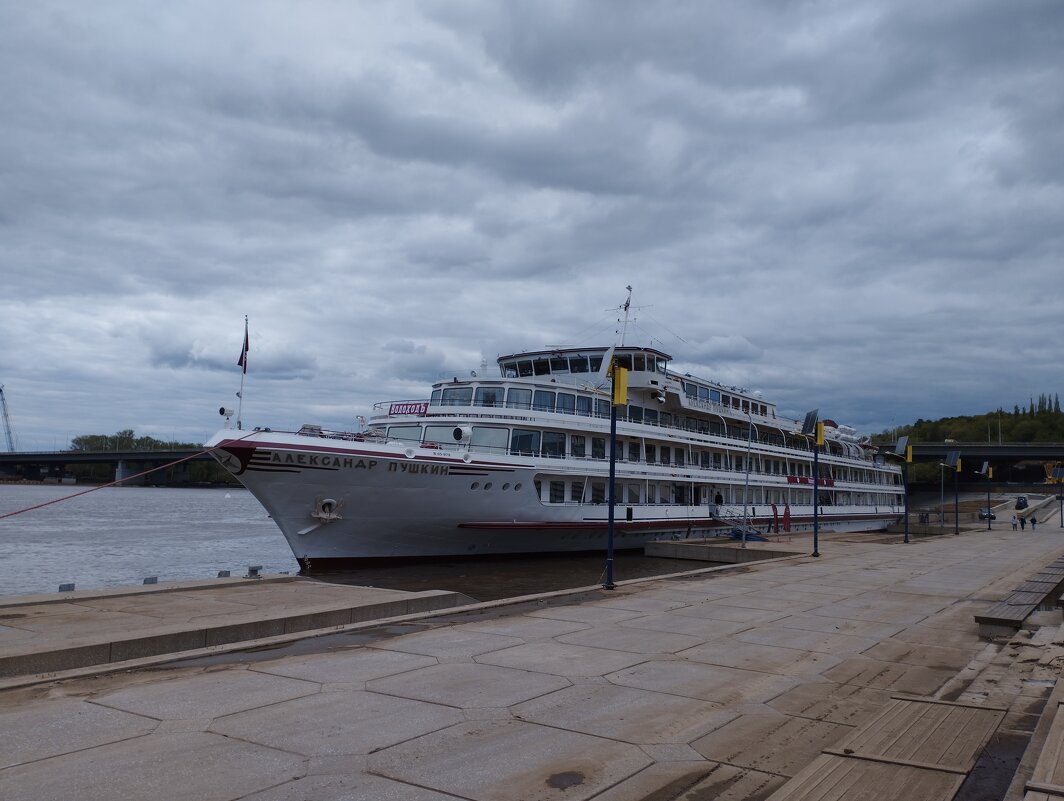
[618,285,633,346]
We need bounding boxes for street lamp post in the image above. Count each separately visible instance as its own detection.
[801,410,821,558]
[740,412,754,548]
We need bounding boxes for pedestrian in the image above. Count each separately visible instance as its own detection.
[1011,515,1018,530]
[1031,517,1038,531]
[1020,516,1026,531]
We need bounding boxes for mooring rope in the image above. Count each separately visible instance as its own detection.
[0,432,256,521]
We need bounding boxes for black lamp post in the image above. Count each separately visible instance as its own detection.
[801,410,820,558]
[945,451,961,536]
[893,436,910,544]
[603,361,628,590]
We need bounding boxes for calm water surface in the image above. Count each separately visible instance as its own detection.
[0,483,709,600]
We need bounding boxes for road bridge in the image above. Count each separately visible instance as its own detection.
[0,448,212,484]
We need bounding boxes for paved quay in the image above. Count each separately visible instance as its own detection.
[5,525,1064,801]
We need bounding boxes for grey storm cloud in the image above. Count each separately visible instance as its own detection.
[0,0,1062,448]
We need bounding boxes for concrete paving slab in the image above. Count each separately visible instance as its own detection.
[775,612,907,640]
[367,662,570,708]
[861,637,979,670]
[527,603,646,625]
[478,641,651,677]
[615,611,753,638]
[821,656,956,695]
[678,638,844,678]
[367,719,652,801]
[767,680,892,727]
[0,696,157,768]
[252,647,438,685]
[735,625,880,656]
[455,614,589,640]
[241,773,467,800]
[210,689,464,756]
[669,601,792,624]
[609,659,798,705]
[512,682,736,743]
[555,623,705,654]
[691,706,854,777]
[0,731,305,801]
[368,628,524,660]
[92,667,319,719]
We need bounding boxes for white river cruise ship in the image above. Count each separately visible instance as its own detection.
[209,340,905,570]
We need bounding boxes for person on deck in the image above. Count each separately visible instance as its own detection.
[1020,516,1026,531]
[1011,515,1018,530]
[1031,517,1038,531]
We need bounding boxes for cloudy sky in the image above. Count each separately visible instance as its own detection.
[2,0,1061,450]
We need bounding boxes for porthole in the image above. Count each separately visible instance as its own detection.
[502,483,510,490]
[471,482,480,490]
[514,483,522,491]
[484,482,492,490]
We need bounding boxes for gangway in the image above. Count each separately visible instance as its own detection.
[0,385,14,452]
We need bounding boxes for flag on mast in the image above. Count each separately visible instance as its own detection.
[237,317,249,374]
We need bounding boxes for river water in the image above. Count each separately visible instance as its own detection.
[0,483,702,600]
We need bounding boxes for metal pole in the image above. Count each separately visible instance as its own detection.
[903,462,909,544]
[604,401,617,589]
[812,443,820,557]
[940,466,944,527]
[953,468,959,536]
[987,472,992,531]
[741,414,753,548]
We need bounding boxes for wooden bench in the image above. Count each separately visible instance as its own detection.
[975,557,1064,637]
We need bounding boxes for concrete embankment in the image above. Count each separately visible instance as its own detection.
[5,525,1064,800]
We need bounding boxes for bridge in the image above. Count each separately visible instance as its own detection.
[0,448,214,484]
[885,442,1064,461]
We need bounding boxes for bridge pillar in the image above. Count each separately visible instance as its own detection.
[115,460,146,485]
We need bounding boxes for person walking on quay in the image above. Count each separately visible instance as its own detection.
[1012,515,1018,530]
[1020,516,1027,531]
[1031,517,1038,531]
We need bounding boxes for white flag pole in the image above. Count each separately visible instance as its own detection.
[236,316,248,430]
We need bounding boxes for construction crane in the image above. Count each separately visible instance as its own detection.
[0,384,14,452]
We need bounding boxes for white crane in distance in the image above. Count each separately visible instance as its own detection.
[0,385,15,452]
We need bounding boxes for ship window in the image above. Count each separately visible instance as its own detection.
[686,383,698,399]
[660,446,670,465]
[556,393,576,414]
[471,426,508,453]
[572,480,585,501]
[430,389,442,406]
[697,386,710,402]
[550,357,569,374]
[591,482,606,503]
[628,406,643,423]
[645,444,656,462]
[595,399,610,418]
[634,354,646,371]
[533,359,550,376]
[474,386,504,407]
[571,435,586,457]
[424,425,455,445]
[656,357,667,373]
[506,388,532,409]
[388,426,422,442]
[710,389,720,403]
[614,354,632,370]
[676,450,685,467]
[592,437,606,459]
[701,452,712,468]
[533,390,556,412]
[549,481,565,503]
[661,413,672,427]
[627,484,640,504]
[441,387,473,406]
[501,362,518,378]
[510,429,540,456]
[644,407,658,425]
[569,356,590,373]
[542,432,565,457]
[589,355,603,372]
[628,442,640,462]
[516,361,533,377]
[576,396,592,416]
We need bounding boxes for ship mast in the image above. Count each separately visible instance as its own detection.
[0,385,15,452]
[618,285,633,346]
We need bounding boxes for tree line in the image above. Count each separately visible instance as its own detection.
[67,429,236,485]
[873,394,1064,445]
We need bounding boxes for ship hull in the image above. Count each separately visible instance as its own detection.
[209,431,899,569]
